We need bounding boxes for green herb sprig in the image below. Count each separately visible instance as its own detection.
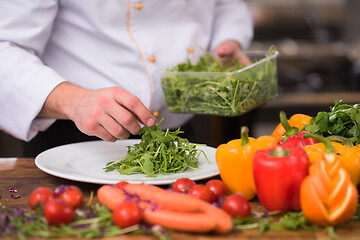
[233,211,340,240]
[171,51,246,73]
[0,201,172,240]
[303,100,360,145]
[104,119,208,177]
[0,202,146,240]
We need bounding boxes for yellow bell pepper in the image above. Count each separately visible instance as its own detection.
[215,126,278,200]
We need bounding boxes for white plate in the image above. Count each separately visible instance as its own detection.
[35,140,219,185]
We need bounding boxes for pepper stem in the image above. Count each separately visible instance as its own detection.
[269,146,291,157]
[326,135,354,147]
[280,111,298,137]
[241,126,250,147]
[303,133,336,154]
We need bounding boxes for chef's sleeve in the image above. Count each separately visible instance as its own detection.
[0,0,66,141]
[210,0,254,51]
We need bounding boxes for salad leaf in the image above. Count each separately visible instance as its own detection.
[104,120,208,177]
[161,46,278,116]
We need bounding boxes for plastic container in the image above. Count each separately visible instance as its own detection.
[161,50,279,116]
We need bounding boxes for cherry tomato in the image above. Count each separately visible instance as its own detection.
[187,184,215,203]
[28,187,54,210]
[115,181,129,189]
[222,194,251,218]
[172,178,195,193]
[56,185,84,209]
[205,179,228,202]
[112,201,142,228]
[43,199,74,226]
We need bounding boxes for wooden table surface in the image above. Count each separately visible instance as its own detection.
[1,158,360,240]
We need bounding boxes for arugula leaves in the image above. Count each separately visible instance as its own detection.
[104,120,208,177]
[171,51,246,73]
[303,100,360,145]
[161,47,278,116]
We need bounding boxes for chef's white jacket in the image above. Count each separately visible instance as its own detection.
[0,0,253,141]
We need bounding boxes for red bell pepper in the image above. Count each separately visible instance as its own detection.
[277,111,317,147]
[253,145,309,214]
[282,131,317,147]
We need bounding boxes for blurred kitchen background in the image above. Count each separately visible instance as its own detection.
[1,0,360,157]
[188,0,360,147]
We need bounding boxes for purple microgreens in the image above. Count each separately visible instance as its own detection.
[54,184,71,196]
[151,224,169,235]
[10,194,21,199]
[12,207,24,216]
[252,211,263,219]
[7,186,22,200]
[8,187,17,193]
[120,189,159,211]
[139,223,170,238]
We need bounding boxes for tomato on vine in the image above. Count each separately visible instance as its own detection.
[205,179,228,202]
[222,194,251,218]
[172,178,195,193]
[112,201,142,228]
[187,184,215,203]
[115,181,129,189]
[28,187,54,210]
[43,199,75,226]
[55,185,84,209]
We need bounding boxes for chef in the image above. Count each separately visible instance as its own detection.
[0,0,253,156]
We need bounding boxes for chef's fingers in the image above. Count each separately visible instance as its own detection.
[114,88,156,128]
[99,113,131,140]
[236,51,251,66]
[214,40,251,66]
[216,44,233,58]
[105,103,141,136]
[80,121,118,142]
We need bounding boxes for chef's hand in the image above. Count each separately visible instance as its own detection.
[38,82,156,142]
[213,40,251,66]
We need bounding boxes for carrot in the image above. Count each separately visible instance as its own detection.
[200,202,233,234]
[123,183,203,212]
[97,183,233,234]
[142,208,217,233]
[97,185,126,210]
[124,183,233,234]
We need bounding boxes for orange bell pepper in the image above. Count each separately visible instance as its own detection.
[215,126,278,200]
[271,111,312,142]
[303,135,360,185]
[300,149,358,226]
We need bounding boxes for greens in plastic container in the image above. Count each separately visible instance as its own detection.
[161,47,279,116]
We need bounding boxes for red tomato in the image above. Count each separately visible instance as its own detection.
[28,187,54,210]
[222,194,251,218]
[187,184,215,203]
[43,199,74,226]
[205,179,228,202]
[115,181,129,189]
[172,178,195,193]
[112,201,142,228]
[56,185,84,209]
